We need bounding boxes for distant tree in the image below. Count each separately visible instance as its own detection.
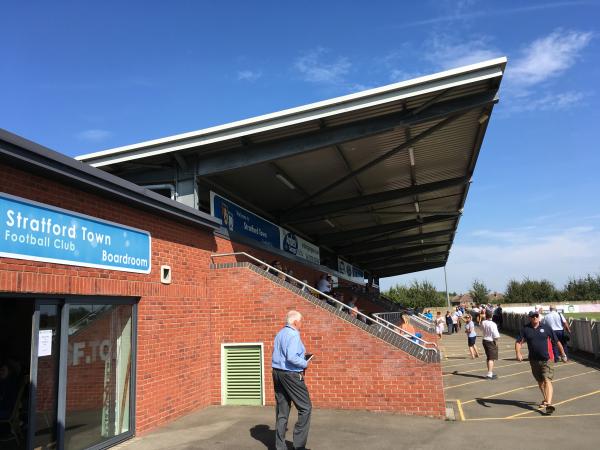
[385,280,445,309]
[562,274,600,301]
[504,278,559,303]
[470,279,489,304]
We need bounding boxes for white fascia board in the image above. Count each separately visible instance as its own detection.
[77,57,506,167]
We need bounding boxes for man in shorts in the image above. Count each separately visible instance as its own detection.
[481,310,500,379]
[515,311,567,415]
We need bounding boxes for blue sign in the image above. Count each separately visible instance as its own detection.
[1,193,151,273]
[211,192,280,249]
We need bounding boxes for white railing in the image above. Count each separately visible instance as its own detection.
[372,313,438,350]
[210,252,438,355]
[412,313,435,328]
[374,311,434,332]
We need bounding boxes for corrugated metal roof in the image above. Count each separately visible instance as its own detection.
[78,57,507,278]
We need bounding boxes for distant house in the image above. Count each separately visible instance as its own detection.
[451,293,473,305]
[488,292,505,303]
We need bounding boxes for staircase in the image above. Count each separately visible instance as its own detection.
[210,254,439,363]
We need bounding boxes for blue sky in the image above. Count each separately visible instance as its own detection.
[2,1,599,293]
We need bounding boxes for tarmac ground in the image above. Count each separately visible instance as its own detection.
[113,328,600,450]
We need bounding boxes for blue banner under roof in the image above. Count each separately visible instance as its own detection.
[211,192,280,249]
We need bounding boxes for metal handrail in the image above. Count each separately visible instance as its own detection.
[372,313,438,350]
[210,252,437,354]
[418,312,434,323]
[411,313,433,327]
[377,311,434,332]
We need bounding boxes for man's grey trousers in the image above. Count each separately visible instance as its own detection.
[272,368,312,450]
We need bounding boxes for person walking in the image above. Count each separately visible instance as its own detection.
[492,304,503,329]
[464,314,480,359]
[515,311,567,415]
[455,307,463,331]
[543,306,572,361]
[435,312,445,338]
[272,310,312,450]
[451,309,459,333]
[481,310,500,379]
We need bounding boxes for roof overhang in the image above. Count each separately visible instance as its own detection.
[0,130,222,231]
[78,57,507,278]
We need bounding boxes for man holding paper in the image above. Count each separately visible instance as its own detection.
[272,310,312,450]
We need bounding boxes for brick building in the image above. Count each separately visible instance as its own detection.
[0,58,505,450]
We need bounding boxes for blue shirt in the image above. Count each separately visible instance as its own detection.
[272,325,308,372]
[517,323,558,361]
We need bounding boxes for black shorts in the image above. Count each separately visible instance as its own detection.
[468,336,477,347]
[482,340,498,360]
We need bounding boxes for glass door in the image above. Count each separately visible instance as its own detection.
[24,297,136,450]
[29,302,61,450]
[64,303,134,450]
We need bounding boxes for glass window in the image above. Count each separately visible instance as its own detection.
[64,304,133,450]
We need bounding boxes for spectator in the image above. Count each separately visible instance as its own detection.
[435,312,445,338]
[492,304,503,329]
[400,314,416,335]
[445,311,453,335]
[472,304,481,325]
[278,266,288,281]
[316,274,332,295]
[286,269,298,287]
[270,260,283,276]
[544,306,571,361]
[424,309,433,321]
[464,314,480,359]
[400,314,423,343]
[515,311,567,415]
[346,296,359,318]
[451,309,459,333]
[481,310,500,379]
[455,306,463,330]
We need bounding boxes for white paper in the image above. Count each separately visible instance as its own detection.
[38,329,53,357]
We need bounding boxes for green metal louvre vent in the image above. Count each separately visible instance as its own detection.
[224,345,263,405]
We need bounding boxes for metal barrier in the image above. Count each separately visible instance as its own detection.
[372,314,437,349]
[375,311,435,334]
[210,252,438,356]
[501,312,600,359]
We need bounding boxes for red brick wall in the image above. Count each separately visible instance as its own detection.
[208,267,446,418]
[0,163,215,433]
[1,160,446,437]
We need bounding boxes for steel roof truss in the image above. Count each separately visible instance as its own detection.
[281,176,467,222]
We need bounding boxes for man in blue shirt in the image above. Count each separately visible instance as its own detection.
[515,311,567,415]
[272,310,312,450]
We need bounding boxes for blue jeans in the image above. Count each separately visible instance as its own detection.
[552,329,568,360]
